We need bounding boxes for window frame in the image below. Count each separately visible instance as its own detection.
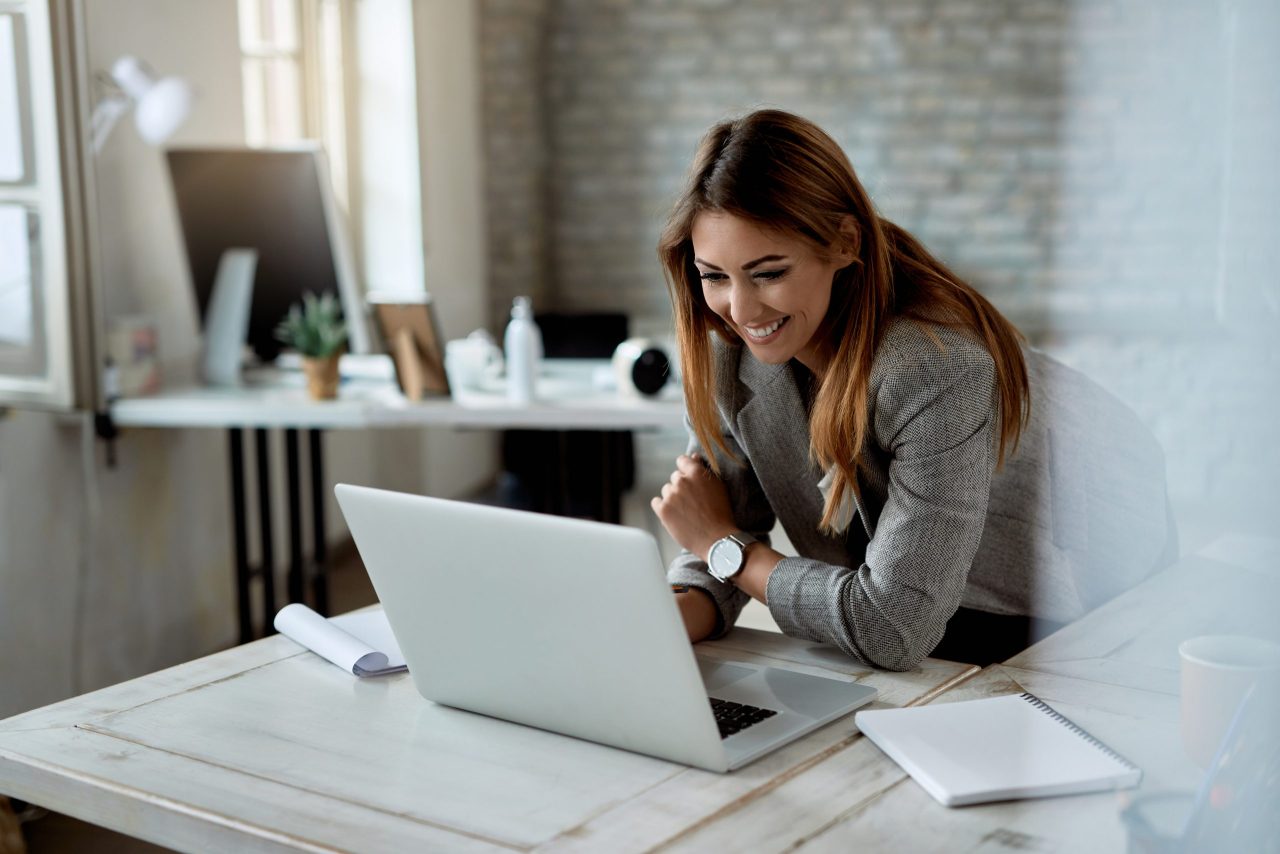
[0,0,96,412]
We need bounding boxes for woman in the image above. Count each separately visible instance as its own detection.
[651,110,1174,670]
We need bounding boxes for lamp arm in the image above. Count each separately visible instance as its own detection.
[90,93,130,154]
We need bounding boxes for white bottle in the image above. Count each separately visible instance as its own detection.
[503,296,541,404]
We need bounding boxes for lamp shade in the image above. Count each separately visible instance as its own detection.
[107,55,192,146]
[134,76,192,144]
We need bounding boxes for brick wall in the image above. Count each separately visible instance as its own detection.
[480,0,1280,526]
[481,0,552,326]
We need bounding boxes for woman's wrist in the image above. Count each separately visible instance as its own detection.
[727,545,783,605]
[673,586,719,641]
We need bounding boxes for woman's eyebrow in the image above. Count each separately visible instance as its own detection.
[694,254,790,271]
[742,254,789,270]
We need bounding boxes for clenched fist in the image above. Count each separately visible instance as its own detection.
[650,454,737,561]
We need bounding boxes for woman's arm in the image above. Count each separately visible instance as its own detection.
[660,335,999,668]
[660,462,786,641]
[656,420,778,641]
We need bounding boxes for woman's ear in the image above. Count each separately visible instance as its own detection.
[834,215,861,266]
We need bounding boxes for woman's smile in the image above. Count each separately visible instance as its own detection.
[742,316,790,343]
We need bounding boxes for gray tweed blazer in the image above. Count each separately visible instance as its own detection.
[668,319,1173,671]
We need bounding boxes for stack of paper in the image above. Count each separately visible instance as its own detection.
[274,604,406,677]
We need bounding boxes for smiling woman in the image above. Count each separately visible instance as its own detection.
[651,110,1176,669]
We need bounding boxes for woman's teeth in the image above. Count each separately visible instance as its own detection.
[745,317,789,340]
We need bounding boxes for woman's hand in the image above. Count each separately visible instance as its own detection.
[650,454,737,560]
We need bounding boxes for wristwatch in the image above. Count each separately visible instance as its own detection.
[707,531,759,582]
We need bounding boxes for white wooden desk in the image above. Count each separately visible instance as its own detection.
[9,544,1267,852]
[109,358,686,642]
[0,628,974,853]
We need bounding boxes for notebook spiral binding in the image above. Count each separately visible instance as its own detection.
[1019,692,1141,772]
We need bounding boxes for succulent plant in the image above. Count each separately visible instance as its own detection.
[274,292,349,359]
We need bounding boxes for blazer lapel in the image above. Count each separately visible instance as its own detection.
[733,355,829,531]
[731,350,875,543]
[849,472,874,540]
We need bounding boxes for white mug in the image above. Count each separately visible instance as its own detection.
[444,333,501,393]
[1179,634,1280,767]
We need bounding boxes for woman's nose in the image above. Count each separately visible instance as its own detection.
[728,280,759,325]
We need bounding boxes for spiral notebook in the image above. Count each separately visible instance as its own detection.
[855,692,1142,807]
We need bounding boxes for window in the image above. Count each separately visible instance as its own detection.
[0,0,86,410]
[238,0,305,146]
[238,0,354,235]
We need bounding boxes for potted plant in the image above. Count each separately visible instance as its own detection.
[274,292,348,400]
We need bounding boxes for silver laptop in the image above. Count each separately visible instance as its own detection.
[334,483,877,772]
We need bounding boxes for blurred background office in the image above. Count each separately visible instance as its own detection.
[1,0,1276,721]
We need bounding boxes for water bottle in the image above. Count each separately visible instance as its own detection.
[503,296,541,404]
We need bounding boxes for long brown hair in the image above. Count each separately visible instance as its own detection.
[658,109,1029,533]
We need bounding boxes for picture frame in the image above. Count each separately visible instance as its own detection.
[367,292,449,401]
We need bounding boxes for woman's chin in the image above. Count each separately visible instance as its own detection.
[741,340,795,364]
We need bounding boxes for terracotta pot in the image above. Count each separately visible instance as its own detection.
[302,355,340,400]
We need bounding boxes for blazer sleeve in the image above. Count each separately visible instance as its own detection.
[666,416,775,639]
[765,346,999,671]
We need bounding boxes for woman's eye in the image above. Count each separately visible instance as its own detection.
[699,272,727,284]
[753,269,788,282]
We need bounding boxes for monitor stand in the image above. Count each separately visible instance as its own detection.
[202,247,257,386]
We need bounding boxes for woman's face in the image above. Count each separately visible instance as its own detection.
[691,211,851,374]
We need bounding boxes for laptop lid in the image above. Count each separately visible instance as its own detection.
[334,484,730,771]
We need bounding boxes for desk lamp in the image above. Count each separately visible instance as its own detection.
[90,56,191,153]
[88,56,192,463]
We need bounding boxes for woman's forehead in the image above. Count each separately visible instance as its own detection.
[690,211,804,258]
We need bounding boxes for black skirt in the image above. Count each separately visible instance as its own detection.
[927,607,1064,667]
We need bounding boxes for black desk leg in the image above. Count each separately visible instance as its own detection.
[555,431,570,516]
[309,428,329,615]
[255,429,277,633]
[228,429,252,644]
[601,432,621,524]
[285,429,304,604]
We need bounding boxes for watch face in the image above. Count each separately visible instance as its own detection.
[709,538,744,580]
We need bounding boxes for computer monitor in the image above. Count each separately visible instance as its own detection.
[166,145,371,362]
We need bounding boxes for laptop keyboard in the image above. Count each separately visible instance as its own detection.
[709,697,778,739]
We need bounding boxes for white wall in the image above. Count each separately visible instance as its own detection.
[354,0,425,299]
[410,0,497,496]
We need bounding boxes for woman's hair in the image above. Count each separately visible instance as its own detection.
[658,109,1030,532]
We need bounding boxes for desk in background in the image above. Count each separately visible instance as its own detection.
[110,357,686,642]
